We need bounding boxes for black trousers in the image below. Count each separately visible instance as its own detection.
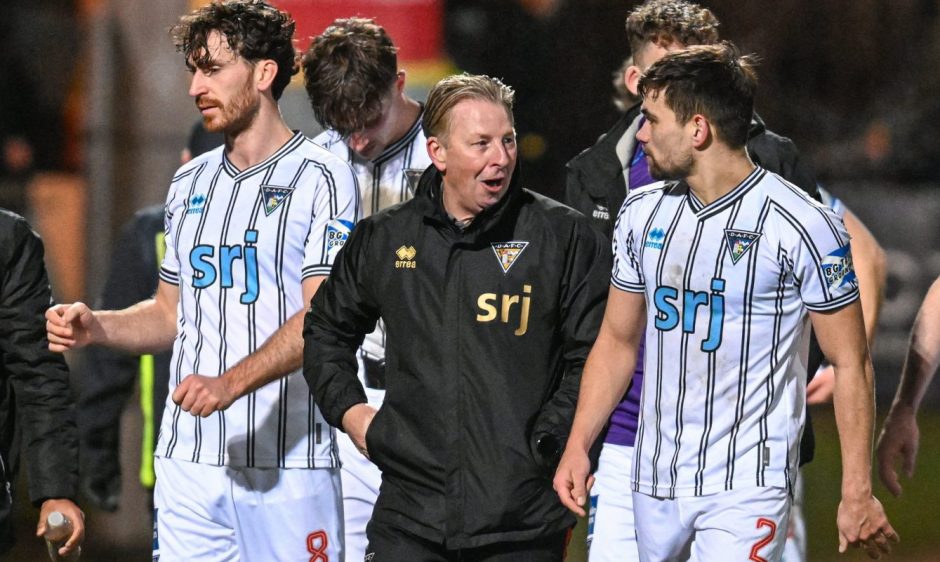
[364,521,570,562]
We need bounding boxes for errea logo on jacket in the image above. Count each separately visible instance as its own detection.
[395,245,416,269]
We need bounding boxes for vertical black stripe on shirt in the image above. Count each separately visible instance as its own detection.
[248,189,266,468]
[285,158,325,465]
[273,166,294,467]
[750,201,777,486]
[631,189,675,493]
[400,141,415,201]
[722,216,749,487]
[667,216,705,496]
[187,168,226,464]
[167,163,218,460]
[777,245,796,494]
[691,200,739,494]
[163,164,207,459]
[647,200,686,496]
[205,169,250,466]
[723,199,763,490]
[371,161,381,216]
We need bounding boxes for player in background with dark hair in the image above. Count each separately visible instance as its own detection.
[301,17,431,562]
[0,209,83,558]
[46,1,359,559]
[555,42,897,561]
[77,121,222,513]
[565,2,887,560]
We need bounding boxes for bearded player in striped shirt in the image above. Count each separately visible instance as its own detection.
[46,2,358,560]
[554,43,898,561]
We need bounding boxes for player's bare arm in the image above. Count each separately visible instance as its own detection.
[807,209,887,405]
[843,210,887,345]
[809,301,899,558]
[45,280,178,354]
[877,275,940,496]
[173,275,326,417]
[36,498,84,558]
[554,287,646,517]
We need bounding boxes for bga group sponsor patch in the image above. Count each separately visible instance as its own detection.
[326,219,354,260]
[821,244,857,290]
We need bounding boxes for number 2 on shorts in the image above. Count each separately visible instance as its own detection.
[748,517,777,562]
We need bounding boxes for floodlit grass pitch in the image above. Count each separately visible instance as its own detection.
[564,409,940,561]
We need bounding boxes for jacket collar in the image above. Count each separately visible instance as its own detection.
[566,105,641,198]
[748,112,767,141]
[414,162,525,241]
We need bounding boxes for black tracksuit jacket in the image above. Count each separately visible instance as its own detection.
[0,210,78,550]
[304,165,610,548]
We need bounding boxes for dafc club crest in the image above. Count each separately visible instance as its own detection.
[491,241,529,274]
[260,185,294,216]
[724,229,761,264]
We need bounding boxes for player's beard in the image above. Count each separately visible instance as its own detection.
[647,149,693,181]
[199,77,260,137]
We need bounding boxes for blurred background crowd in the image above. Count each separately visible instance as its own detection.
[2,0,939,560]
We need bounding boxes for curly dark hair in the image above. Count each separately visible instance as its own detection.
[625,0,720,57]
[301,18,399,136]
[638,42,757,149]
[172,0,298,100]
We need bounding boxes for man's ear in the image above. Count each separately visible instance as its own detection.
[255,59,279,92]
[690,114,711,148]
[395,70,406,94]
[625,64,643,97]
[427,137,446,173]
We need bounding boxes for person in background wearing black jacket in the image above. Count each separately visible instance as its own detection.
[0,209,83,557]
[563,2,886,561]
[76,121,221,513]
[304,73,610,561]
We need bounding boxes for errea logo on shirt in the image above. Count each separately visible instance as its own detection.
[187,193,206,215]
[395,245,416,269]
[645,228,666,250]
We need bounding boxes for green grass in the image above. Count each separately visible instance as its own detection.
[565,409,940,561]
[803,408,940,562]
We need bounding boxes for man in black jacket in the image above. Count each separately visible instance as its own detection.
[304,73,610,561]
[0,209,83,557]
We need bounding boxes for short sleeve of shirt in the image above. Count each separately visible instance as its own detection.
[790,204,859,311]
[301,156,360,280]
[611,195,646,293]
[159,173,187,286]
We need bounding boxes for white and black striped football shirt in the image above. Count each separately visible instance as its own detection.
[612,167,858,498]
[314,113,430,402]
[158,132,360,469]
